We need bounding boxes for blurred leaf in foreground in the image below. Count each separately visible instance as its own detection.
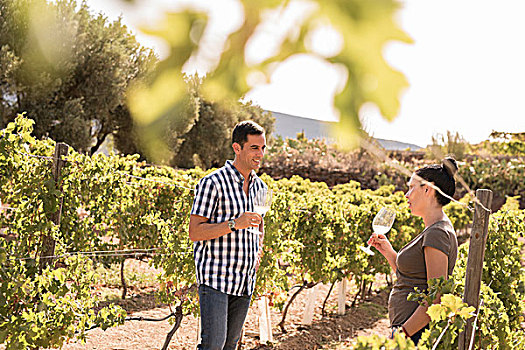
[127,0,412,161]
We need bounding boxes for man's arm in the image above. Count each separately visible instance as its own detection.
[189,212,262,242]
[189,215,231,242]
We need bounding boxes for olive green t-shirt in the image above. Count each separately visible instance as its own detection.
[388,220,458,327]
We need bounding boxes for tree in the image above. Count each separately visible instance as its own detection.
[0,0,156,154]
[428,131,469,160]
[168,76,275,169]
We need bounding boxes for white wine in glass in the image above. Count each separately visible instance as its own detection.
[252,188,273,235]
[360,207,396,256]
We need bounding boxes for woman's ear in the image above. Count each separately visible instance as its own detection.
[425,186,437,199]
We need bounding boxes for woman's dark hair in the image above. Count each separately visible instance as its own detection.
[232,120,265,148]
[415,157,458,206]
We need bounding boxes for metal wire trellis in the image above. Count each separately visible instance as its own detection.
[118,171,195,192]
[0,206,17,211]
[15,150,55,161]
[5,247,193,262]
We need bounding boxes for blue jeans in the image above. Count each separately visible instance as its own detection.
[409,326,426,345]
[391,325,428,345]
[198,284,252,350]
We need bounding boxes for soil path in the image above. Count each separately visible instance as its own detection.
[63,282,391,350]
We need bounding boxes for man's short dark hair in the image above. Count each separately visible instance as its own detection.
[232,121,265,147]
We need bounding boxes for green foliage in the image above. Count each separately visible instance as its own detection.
[128,0,411,160]
[0,256,126,349]
[353,332,415,349]
[472,131,525,157]
[451,214,525,349]
[406,278,475,350]
[458,157,525,209]
[0,116,126,349]
[482,210,525,330]
[452,243,523,349]
[443,193,473,232]
[2,115,524,348]
[0,0,155,154]
[500,195,521,211]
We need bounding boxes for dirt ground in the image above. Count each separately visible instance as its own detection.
[63,263,391,350]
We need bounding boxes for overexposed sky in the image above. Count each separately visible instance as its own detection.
[86,0,525,147]
[363,1,525,147]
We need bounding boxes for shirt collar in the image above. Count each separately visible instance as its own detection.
[225,160,256,184]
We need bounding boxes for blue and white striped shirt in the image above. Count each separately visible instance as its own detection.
[190,160,267,296]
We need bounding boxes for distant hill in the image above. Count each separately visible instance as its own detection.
[271,110,336,141]
[375,138,422,151]
[270,111,422,151]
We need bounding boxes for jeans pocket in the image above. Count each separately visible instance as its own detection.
[199,284,216,298]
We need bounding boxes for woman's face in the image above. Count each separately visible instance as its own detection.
[405,174,427,216]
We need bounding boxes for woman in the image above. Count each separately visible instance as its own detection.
[368,157,459,345]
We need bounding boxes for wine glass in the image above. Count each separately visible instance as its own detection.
[360,207,396,256]
[251,188,273,235]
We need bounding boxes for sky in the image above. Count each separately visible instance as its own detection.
[85,0,525,147]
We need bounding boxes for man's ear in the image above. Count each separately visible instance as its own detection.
[232,142,241,154]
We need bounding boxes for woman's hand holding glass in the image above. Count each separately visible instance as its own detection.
[360,207,396,256]
[367,232,394,256]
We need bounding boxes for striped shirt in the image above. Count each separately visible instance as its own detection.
[190,160,267,296]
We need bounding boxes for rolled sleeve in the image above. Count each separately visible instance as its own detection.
[191,177,218,219]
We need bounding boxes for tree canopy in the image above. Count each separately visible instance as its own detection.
[1,0,412,162]
[167,76,274,169]
[0,0,156,154]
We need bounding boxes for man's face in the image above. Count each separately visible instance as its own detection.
[234,133,266,172]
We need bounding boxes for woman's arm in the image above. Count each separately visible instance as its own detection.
[401,246,448,336]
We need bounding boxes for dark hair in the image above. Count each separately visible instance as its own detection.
[415,157,458,206]
[232,120,265,147]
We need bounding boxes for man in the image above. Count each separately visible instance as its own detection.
[189,120,268,350]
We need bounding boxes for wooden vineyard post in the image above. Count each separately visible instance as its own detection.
[258,296,273,343]
[337,278,347,315]
[302,284,319,325]
[39,142,69,271]
[458,189,493,350]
